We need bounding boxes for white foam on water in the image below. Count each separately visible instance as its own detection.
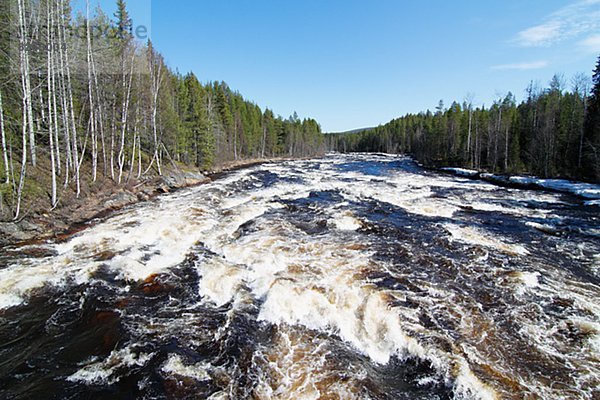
[453,361,498,400]
[468,201,551,218]
[0,292,24,309]
[519,271,540,287]
[0,168,307,310]
[67,346,153,385]
[197,257,246,308]
[443,224,529,256]
[195,215,498,399]
[337,176,461,219]
[259,327,370,399]
[161,354,211,381]
[0,252,103,310]
[330,210,362,231]
[510,271,541,295]
[525,221,560,234]
[495,266,600,399]
[398,198,459,219]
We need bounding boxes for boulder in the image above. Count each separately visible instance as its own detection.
[0,222,37,245]
[104,191,137,210]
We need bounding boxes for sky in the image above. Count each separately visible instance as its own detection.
[79,0,600,132]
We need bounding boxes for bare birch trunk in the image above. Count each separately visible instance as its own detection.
[504,123,509,171]
[50,20,61,177]
[467,106,472,167]
[494,107,502,171]
[261,125,267,159]
[137,123,142,178]
[17,0,36,168]
[47,0,57,207]
[60,0,81,196]
[86,0,98,182]
[14,0,31,219]
[89,32,106,176]
[110,97,116,180]
[118,50,135,184]
[56,0,71,187]
[0,91,9,184]
[15,73,28,220]
[127,112,138,183]
[51,80,61,178]
[151,60,163,175]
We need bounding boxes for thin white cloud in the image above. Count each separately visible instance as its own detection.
[491,61,548,71]
[513,0,600,47]
[517,22,562,47]
[578,34,600,52]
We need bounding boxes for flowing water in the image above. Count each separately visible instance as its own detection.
[0,153,599,400]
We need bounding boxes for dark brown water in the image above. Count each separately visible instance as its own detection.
[1,154,599,399]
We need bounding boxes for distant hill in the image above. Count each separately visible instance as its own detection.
[326,127,375,135]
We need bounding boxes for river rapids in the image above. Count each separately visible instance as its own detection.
[0,153,599,399]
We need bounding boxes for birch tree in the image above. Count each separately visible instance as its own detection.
[147,42,163,175]
[0,91,8,184]
[46,0,57,207]
[60,0,81,196]
[117,49,135,183]
[14,0,32,219]
[85,0,98,182]
[17,0,36,168]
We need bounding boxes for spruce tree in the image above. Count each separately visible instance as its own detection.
[584,55,600,179]
[114,0,132,40]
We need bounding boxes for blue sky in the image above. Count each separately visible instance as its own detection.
[80,0,600,132]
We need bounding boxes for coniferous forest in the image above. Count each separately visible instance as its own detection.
[329,58,600,183]
[0,0,324,219]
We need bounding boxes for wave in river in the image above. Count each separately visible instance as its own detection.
[1,153,599,399]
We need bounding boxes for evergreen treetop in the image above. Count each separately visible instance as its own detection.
[114,0,132,40]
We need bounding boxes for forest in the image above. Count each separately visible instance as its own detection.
[0,0,325,219]
[329,57,600,183]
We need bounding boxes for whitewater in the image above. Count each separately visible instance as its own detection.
[0,153,599,399]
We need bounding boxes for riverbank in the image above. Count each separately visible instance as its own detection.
[439,166,600,205]
[0,158,290,248]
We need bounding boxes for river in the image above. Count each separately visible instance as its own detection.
[0,153,599,399]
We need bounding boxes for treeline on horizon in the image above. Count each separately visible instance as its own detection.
[329,57,600,183]
[0,0,324,219]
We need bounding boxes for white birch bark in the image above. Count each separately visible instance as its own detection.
[17,0,36,168]
[59,0,80,196]
[56,0,71,186]
[118,50,135,184]
[86,0,98,182]
[47,0,57,207]
[14,0,31,219]
[0,91,9,184]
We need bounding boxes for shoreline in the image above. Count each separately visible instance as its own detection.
[437,166,600,205]
[337,152,600,203]
[0,157,299,250]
